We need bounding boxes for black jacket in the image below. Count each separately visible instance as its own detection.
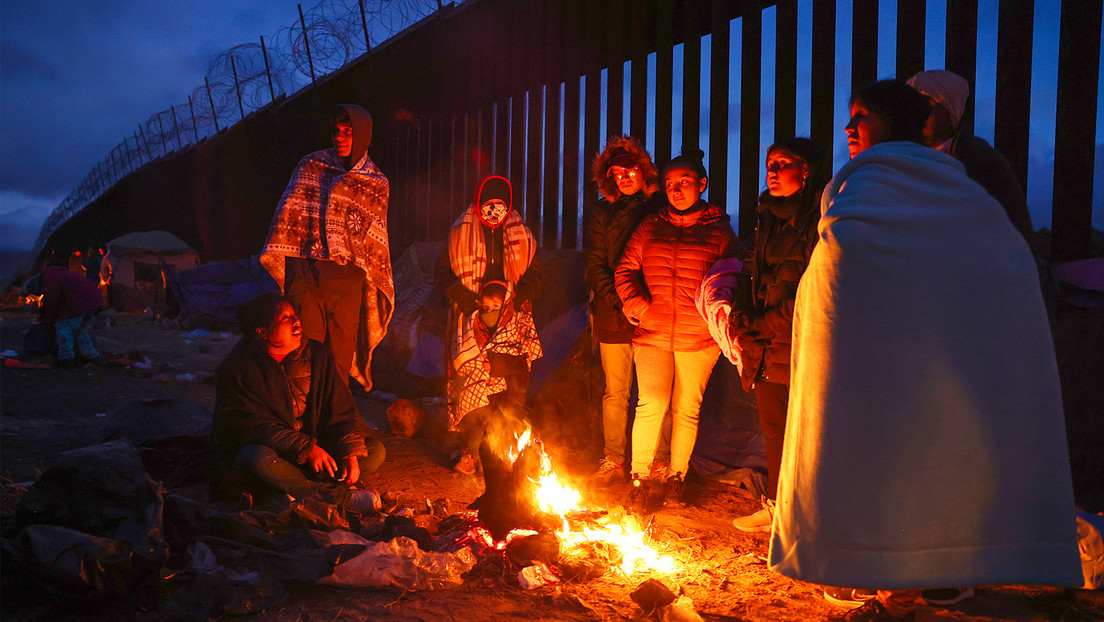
[949,131,1036,253]
[738,190,820,387]
[212,337,371,466]
[434,223,545,314]
[584,190,660,343]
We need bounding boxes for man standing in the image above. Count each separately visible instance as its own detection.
[260,104,394,389]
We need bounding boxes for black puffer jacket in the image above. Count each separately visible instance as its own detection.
[212,337,371,466]
[585,191,662,342]
[738,189,820,386]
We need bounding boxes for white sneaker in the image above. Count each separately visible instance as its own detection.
[732,497,775,532]
[347,488,382,514]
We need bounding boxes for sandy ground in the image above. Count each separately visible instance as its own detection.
[1,310,1101,621]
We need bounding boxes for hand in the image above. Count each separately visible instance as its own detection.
[305,445,338,478]
[339,455,361,485]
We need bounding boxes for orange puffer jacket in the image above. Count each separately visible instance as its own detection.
[615,201,742,351]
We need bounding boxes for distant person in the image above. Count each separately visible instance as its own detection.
[260,104,394,389]
[82,247,105,285]
[615,149,743,506]
[211,293,385,513]
[729,137,827,533]
[770,80,1081,619]
[39,249,105,368]
[436,175,544,473]
[906,70,1036,252]
[585,135,671,486]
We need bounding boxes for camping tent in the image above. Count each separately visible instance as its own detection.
[102,231,199,312]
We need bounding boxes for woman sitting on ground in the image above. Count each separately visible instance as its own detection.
[211,293,385,513]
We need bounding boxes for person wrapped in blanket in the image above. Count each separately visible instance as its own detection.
[211,293,385,514]
[435,175,544,474]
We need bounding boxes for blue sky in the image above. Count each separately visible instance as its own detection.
[1,0,1101,261]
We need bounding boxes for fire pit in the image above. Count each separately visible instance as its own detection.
[443,426,679,583]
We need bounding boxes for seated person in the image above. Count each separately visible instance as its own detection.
[211,293,385,513]
[39,248,105,367]
[448,281,541,474]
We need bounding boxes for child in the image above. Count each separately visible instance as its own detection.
[447,281,541,474]
[39,249,105,367]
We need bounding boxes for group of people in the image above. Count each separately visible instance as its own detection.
[207,69,1080,619]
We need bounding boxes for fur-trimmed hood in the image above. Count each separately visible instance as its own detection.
[592,135,660,201]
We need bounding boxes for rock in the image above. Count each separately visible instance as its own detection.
[386,399,426,437]
[631,578,677,613]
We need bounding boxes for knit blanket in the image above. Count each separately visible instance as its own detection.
[446,206,536,370]
[260,148,395,383]
[450,304,543,428]
[769,141,1080,589]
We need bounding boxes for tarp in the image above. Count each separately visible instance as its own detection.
[165,254,278,324]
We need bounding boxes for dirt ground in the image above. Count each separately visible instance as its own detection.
[1,310,1101,621]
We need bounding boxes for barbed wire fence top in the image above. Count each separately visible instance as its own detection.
[33,0,445,257]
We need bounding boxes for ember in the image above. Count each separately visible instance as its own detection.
[469,424,679,578]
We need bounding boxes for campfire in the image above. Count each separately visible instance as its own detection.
[453,424,679,581]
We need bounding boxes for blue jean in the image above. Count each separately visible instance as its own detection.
[55,313,99,361]
[233,440,386,505]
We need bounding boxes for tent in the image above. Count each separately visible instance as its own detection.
[102,231,199,313]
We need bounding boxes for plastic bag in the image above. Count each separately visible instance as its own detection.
[319,531,476,589]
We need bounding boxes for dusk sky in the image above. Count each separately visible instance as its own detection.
[1,0,1101,265]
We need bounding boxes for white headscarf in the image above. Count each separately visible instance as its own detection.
[907,70,971,128]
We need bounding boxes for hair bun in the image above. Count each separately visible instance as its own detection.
[680,148,705,162]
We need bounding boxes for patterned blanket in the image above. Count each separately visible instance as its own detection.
[260,148,394,383]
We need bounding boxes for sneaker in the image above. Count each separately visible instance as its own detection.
[649,461,669,481]
[732,497,775,532]
[347,488,382,514]
[823,586,878,608]
[921,587,974,606]
[663,472,685,506]
[595,457,624,486]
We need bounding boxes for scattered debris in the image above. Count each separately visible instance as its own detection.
[661,595,704,622]
[518,562,560,589]
[631,578,677,613]
[386,398,426,437]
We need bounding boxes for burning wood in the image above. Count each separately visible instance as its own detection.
[460,424,679,579]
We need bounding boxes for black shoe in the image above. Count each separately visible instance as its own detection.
[629,474,647,507]
[663,472,685,506]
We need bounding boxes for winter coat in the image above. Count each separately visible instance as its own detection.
[736,190,820,388]
[615,201,742,351]
[212,337,372,467]
[584,191,661,342]
[39,265,104,325]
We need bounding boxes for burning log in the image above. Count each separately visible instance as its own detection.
[470,436,546,540]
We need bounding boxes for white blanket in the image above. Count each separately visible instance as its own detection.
[769,142,1081,589]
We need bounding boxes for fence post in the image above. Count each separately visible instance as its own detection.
[156,114,167,156]
[137,124,152,162]
[132,132,144,165]
[298,4,317,82]
[188,95,200,141]
[260,36,276,101]
[205,77,221,132]
[231,55,246,120]
[170,105,183,150]
[358,0,372,51]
